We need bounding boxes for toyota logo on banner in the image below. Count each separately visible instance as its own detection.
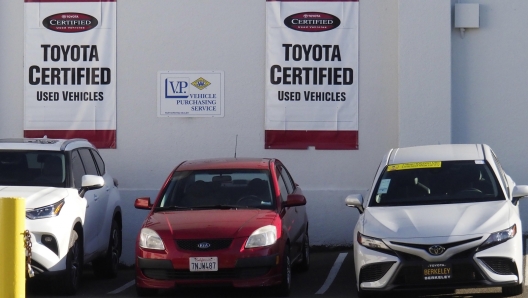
[428,245,446,256]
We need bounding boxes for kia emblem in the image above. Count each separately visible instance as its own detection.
[428,245,446,256]
[197,242,211,249]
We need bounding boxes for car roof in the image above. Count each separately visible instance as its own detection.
[0,138,95,151]
[176,158,273,171]
[388,144,487,165]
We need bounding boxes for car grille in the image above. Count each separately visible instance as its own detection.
[359,262,395,283]
[391,237,482,253]
[142,267,271,280]
[478,257,517,275]
[176,239,233,251]
[392,249,485,286]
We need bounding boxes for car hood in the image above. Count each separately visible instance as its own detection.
[362,200,512,240]
[0,186,69,209]
[145,209,278,239]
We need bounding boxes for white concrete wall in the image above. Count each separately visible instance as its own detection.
[398,0,452,147]
[2,0,528,266]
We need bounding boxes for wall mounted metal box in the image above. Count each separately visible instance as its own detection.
[454,3,480,29]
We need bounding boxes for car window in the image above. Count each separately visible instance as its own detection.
[157,169,275,210]
[78,148,98,176]
[369,160,505,207]
[91,149,105,175]
[71,150,86,189]
[279,166,295,193]
[491,150,509,195]
[0,150,66,187]
[277,176,290,202]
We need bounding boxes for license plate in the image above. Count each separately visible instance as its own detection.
[189,257,218,272]
[422,263,452,281]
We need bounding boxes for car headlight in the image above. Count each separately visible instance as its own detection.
[245,225,277,248]
[357,232,391,251]
[139,228,165,250]
[26,199,65,220]
[478,224,517,251]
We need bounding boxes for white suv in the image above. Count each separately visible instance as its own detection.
[0,138,122,295]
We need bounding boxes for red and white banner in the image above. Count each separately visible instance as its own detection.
[265,0,359,149]
[24,0,117,148]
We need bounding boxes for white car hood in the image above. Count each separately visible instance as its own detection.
[362,200,512,240]
[0,186,68,209]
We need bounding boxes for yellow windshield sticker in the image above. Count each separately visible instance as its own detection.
[387,161,441,171]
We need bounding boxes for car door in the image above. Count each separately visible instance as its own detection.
[276,163,305,259]
[72,149,105,257]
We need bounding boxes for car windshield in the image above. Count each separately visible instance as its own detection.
[0,150,67,187]
[369,160,505,207]
[156,169,275,210]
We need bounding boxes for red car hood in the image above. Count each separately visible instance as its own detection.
[144,209,278,239]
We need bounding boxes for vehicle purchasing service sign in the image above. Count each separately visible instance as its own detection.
[265,0,359,149]
[24,0,117,148]
[158,71,224,117]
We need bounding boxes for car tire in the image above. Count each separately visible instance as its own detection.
[93,219,121,278]
[298,231,310,271]
[273,246,292,297]
[57,230,82,295]
[136,284,158,297]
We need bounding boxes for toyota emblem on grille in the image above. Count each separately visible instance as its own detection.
[197,242,211,249]
[428,245,446,255]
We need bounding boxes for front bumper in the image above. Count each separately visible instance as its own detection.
[26,217,74,275]
[355,234,523,293]
[136,238,283,289]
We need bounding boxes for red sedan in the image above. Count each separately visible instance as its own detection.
[134,158,309,296]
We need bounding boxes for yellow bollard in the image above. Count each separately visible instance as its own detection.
[0,197,26,298]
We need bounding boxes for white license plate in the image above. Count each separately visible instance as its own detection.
[189,257,218,272]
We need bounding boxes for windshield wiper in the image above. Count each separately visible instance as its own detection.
[154,206,191,211]
[192,204,255,210]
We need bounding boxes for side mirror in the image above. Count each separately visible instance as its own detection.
[345,194,364,213]
[134,197,152,210]
[283,193,306,208]
[79,175,104,197]
[512,185,528,205]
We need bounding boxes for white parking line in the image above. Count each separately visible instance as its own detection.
[107,280,135,294]
[315,252,348,294]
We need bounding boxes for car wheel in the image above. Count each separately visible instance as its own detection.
[93,219,121,278]
[57,230,82,295]
[136,284,158,297]
[273,246,292,297]
[298,231,310,271]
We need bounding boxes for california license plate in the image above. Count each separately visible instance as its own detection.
[189,257,218,272]
[423,263,452,281]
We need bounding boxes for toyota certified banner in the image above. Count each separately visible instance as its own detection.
[265,0,359,149]
[24,0,117,148]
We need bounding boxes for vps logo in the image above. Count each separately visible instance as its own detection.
[165,78,189,98]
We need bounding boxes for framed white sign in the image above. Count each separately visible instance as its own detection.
[158,71,224,117]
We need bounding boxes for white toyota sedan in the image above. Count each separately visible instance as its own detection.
[346,144,528,297]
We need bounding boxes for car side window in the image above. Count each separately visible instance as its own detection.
[71,150,86,189]
[491,151,509,195]
[276,165,293,202]
[277,175,289,202]
[91,149,105,175]
[280,166,295,193]
[79,148,98,176]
